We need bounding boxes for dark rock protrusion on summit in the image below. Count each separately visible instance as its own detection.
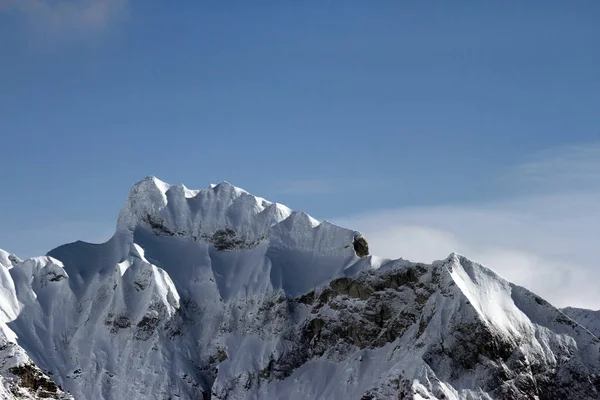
[353,235,369,258]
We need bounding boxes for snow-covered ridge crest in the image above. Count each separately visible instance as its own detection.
[439,253,532,339]
[117,176,303,247]
[562,307,600,338]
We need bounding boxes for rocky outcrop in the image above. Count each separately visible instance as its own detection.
[201,228,265,251]
[0,342,72,399]
[8,363,61,398]
[353,235,369,258]
[210,257,600,399]
[144,214,265,251]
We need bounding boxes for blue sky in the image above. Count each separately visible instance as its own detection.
[1,1,599,307]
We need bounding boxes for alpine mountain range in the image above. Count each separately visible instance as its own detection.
[0,177,599,399]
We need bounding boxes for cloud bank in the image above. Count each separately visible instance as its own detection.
[337,143,600,310]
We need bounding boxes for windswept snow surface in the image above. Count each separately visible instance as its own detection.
[0,177,598,399]
[562,307,600,338]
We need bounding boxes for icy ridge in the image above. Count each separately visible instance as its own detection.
[117,176,298,245]
[562,307,600,338]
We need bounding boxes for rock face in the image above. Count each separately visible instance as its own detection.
[0,340,73,399]
[0,177,599,400]
[353,235,369,258]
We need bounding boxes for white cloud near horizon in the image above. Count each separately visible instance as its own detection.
[336,143,600,310]
[0,0,128,32]
[507,142,600,191]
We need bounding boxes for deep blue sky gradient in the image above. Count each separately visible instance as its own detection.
[1,1,599,256]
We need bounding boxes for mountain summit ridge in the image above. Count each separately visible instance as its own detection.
[0,177,598,399]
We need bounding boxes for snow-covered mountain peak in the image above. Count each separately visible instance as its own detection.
[438,253,532,339]
[1,178,599,399]
[117,176,169,230]
[211,180,248,195]
[117,177,294,235]
[81,177,368,303]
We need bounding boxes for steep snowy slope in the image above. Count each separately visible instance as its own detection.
[3,177,370,399]
[562,307,600,338]
[0,176,599,399]
[0,251,74,399]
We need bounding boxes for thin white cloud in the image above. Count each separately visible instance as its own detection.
[0,0,128,32]
[508,142,600,191]
[336,142,600,310]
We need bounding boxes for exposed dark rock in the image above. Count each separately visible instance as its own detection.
[329,277,373,300]
[216,348,228,362]
[144,214,176,236]
[47,272,66,282]
[250,265,437,384]
[135,315,160,340]
[112,315,131,331]
[222,260,596,399]
[9,363,61,398]
[202,228,264,251]
[353,236,369,258]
